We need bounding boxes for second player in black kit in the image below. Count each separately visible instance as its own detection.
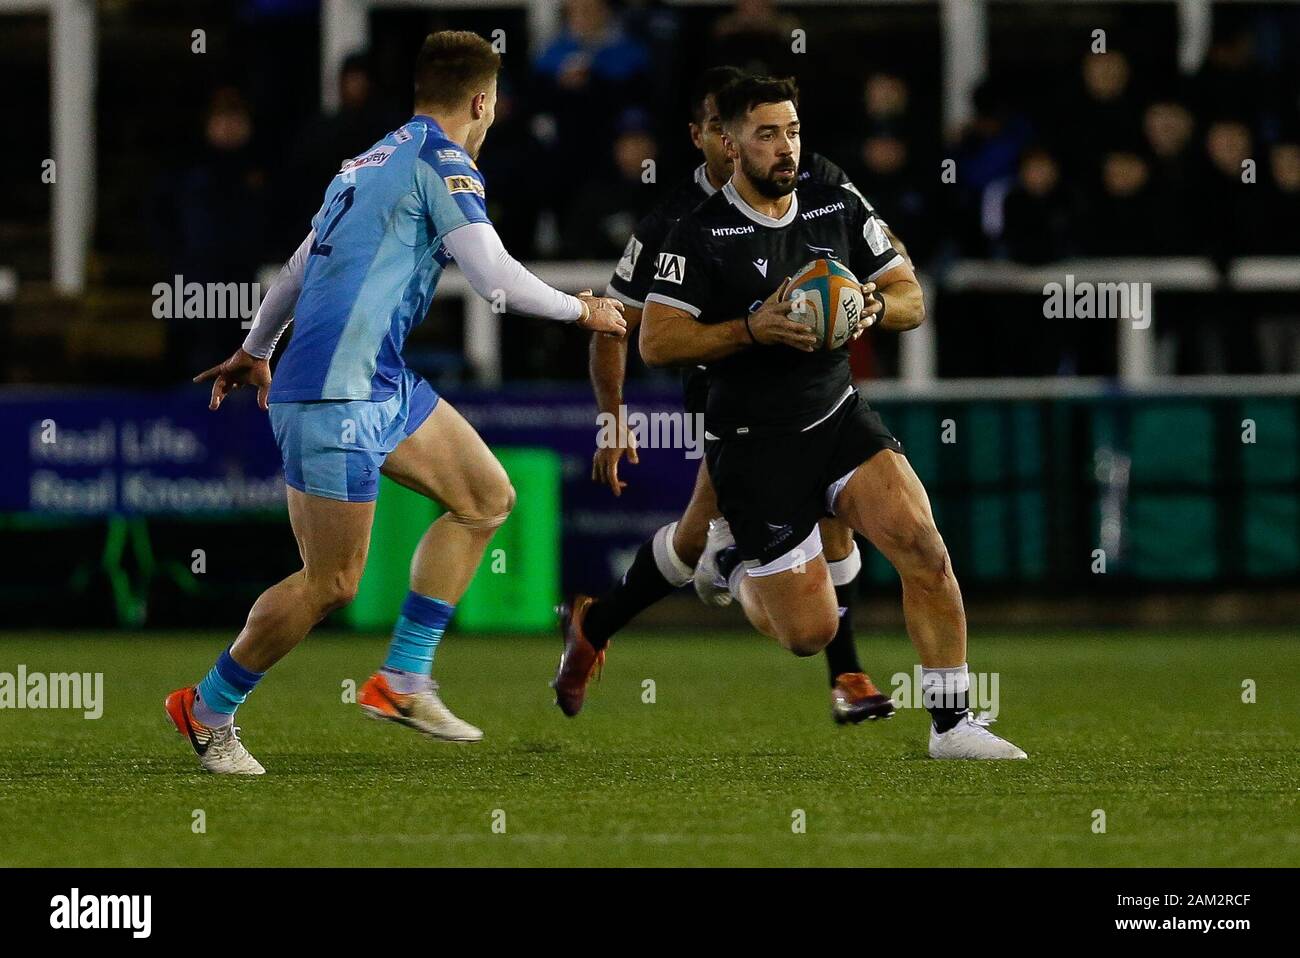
[647,179,905,569]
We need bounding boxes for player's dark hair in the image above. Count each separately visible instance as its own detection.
[690,66,747,124]
[715,75,799,130]
[413,31,502,111]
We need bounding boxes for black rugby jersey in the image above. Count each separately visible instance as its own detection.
[646,179,903,437]
[605,152,860,309]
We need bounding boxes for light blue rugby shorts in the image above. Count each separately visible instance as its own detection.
[268,367,439,502]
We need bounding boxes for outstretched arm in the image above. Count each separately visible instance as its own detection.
[442,222,626,336]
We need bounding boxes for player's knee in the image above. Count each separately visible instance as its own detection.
[780,615,838,657]
[308,567,362,614]
[886,514,952,589]
[448,477,515,531]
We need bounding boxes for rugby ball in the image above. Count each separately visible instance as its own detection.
[785,259,867,350]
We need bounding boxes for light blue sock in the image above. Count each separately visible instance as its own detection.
[195,648,264,727]
[382,592,455,691]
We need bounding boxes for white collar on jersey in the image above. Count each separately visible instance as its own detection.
[722,179,799,228]
[694,163,719,197]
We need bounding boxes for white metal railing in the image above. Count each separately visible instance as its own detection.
[251,255,1294,391]
[0,267,17,304]
[2,0,95,295]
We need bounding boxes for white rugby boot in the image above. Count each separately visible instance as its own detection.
[358,672,483,742]
[693,517,736,607]
[165,687,266,775]
[928,713,1027,760]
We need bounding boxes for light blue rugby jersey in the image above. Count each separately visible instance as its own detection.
[269,115,490,403]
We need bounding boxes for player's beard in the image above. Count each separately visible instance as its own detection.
[740,152,797,199]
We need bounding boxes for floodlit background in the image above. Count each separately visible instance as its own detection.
[1,0,1298,631]
[1,0,1298,873]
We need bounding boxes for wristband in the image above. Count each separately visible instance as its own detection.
[871,290,886,326]
[743,313,758,344]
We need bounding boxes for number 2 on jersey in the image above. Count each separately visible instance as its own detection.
[309,186,356,257]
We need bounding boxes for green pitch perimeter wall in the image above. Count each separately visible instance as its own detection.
[344,447,561,632]
[867,394,1299,590]
[1,397,1296,630]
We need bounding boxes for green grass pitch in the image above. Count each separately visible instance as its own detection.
[0,629,1296,867]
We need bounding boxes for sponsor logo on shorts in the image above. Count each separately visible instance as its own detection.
[764,521,794,549]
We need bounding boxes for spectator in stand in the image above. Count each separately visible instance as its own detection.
[1252,140,1300,372]
[849,122,936,265]
[1245,140,1300,254]
[999,145,1074,264]
[533,0,651,213]
[1191,20,1264,120]
[950,78,1033,256]
[1065,50,1142,176]
[1198,115,1257,263]
[280,53,404,249]
[1081,147,1157,256]
[154,86,268,376]
[1142,87,1200,254]
[864,70,910,128]
[473,78,545,259]
[562,109,659,259]
[709,0,802,77]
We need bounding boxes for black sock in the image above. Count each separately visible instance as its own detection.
[584,540,677,649]
[823,583,863,685]
[716,545,742,585]
[927,689,969,733]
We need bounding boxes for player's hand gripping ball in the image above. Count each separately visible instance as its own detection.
[785,259,869,350]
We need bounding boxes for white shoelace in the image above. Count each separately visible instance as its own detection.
[210,724,246,756]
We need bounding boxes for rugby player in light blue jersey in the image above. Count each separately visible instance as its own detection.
[166,31,626,774]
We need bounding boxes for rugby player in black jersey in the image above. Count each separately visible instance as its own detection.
[554,67,893,725]
[639,76,1025,759]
